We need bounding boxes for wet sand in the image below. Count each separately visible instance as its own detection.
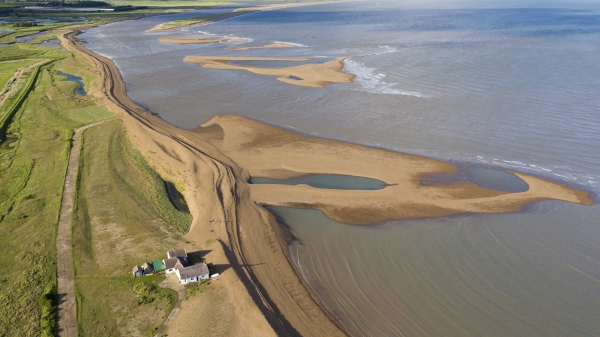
[159,36,249,45]
[199,115,594,225]
[61,30,348,337]
[61,24,594,337]
[184,56,354,87]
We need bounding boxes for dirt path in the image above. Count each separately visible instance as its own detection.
[155,275,186,336]
[0,59,47,107]
[56,118,114,337]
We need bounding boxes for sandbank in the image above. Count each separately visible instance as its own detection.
[62,21,594,337]
[184,56,354,87]
[199,115,594,225]
[227,42,297,51]
[61,30,348,337]
[159,36,249,45]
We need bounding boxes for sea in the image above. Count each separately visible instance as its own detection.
[80,1,600,335]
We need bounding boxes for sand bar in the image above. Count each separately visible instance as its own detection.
[199,115,594,225]
[227,42,297,51]
[159,36,249,45]
[184,56,354,87]
[61,30,348,337]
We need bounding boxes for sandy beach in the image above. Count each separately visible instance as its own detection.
[60,22,595,337]
[227,42,297,50]
[159,36,249,45]
[184,56,355,87]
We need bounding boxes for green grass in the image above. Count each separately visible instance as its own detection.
[0,31,118,336]
[0,59,39,89]
[72,119,190,336]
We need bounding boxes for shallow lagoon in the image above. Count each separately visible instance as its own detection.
[251,173,388,190]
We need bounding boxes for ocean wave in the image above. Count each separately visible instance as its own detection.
[274,40,308,47]
[343,59,427,97]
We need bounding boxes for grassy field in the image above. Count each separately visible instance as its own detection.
[72,119,189,336]
[0,35,115,336]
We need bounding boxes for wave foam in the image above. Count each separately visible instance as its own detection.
[274,41,307,47]
[344,59,426,97]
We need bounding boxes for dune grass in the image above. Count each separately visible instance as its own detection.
[72,119,188,336]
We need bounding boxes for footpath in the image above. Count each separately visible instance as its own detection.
[56,118,114,337]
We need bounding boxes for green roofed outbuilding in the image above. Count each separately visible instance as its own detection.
[152,259,166,273]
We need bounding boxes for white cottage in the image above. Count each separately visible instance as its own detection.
[163,257,185,275]
[175,263,210,284]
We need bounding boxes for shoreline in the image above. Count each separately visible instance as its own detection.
[61,17,595,337]
[61,29,349,337]
[145,1,351,33]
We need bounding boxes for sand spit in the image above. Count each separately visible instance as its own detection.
[184,56,354,87]
[61,30,348,337]
[227,42,297,51]
[159,36,249,45]
[146,12,249,33]
[200,115,594,225]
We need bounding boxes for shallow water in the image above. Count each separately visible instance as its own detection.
[15,31,47,43]
[251,174,388,190]
[81,2,600,336]
[57,71,86,95]
[422,164,529,193]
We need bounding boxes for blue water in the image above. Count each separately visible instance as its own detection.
[80,2,600,336]
[57,71,86,95]
[251,174,388,190]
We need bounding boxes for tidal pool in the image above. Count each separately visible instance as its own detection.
[422,164,529,192]
[251,173,389,190]
[228,59,328,68]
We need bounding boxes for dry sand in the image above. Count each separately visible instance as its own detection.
[60,21,594,337]
[159,36,249,45]
[199,115,594,225]
[227,42,297,51]
[61,30,348,337]
[184,56,354,88]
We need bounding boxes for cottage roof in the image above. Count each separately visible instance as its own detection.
[178,263,209,279]
[164,257,184,270]
[167,248,188,259]
[152,259,166,272]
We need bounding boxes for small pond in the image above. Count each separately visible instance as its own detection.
[58,71,86,95]
[228,59,328,68]
[15,31,48,43]
[39,39,63,49]
[421,164,529,193]
[250,173,389,190]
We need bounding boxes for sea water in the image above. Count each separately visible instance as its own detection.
[81,1,600,335]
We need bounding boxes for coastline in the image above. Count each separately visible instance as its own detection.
[60,30,349,337]
[59,16,595,337]
[145,1,352,33]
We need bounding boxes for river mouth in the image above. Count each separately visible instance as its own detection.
[421,163,529,193]
[250,173,390,190]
